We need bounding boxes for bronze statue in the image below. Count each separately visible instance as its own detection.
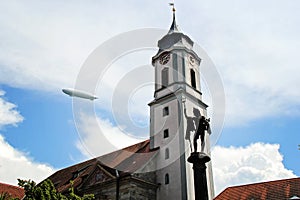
[184,102,211,152]
[183,103,199,151]
[194,116,211,152]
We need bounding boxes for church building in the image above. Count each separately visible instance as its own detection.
[47,9,214,200]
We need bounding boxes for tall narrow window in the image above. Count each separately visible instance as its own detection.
[163,129,169,138]
[162,68,169,88]
[165,173,170,185]
[163,106,169,116]
[190,69,196,89]
[165,148,170,159]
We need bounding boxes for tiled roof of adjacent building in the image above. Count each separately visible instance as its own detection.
[214,177,300,200]
[47,139,158,194]
[0,182,24,199]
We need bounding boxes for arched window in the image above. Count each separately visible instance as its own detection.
[190,69,196,89]
[162,68,169,88]
[165,148,170,159]
[165,173,170,184]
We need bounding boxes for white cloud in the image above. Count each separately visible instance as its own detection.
[0,1,160,134]
[0,90,23,128]
[0,1,164,93]
[192,1,300,126]
[0,90,54,185]
[0,135,54,185]
[75,112,144,158]
[212,143,296,195]
[0,0,300,127]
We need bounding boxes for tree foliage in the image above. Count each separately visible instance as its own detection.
[0,193,9,200]
[0,193,14,200]
[0,192,19,200]
[17,179,94,200]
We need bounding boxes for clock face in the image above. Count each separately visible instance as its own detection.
[159,52,171,65]
[189,55,195,65]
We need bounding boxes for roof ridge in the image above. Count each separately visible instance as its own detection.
[52,157,98,175]
[0,182,23,189]
[227,177,300,189]
[103,139,149,154]
[51,140,150,176]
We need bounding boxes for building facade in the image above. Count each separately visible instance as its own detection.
[48,140,159,200]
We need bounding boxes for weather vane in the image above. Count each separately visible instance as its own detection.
[169,1,176,13]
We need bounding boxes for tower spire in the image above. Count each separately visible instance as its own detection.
[168,2,179,34]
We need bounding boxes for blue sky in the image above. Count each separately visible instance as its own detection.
[0,0,299,195]
[0,85,82,167]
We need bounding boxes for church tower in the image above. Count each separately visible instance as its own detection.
[149,8,215,200]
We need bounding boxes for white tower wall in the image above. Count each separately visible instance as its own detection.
[149,14,215,199]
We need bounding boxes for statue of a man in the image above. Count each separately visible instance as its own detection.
[194,116,211,152]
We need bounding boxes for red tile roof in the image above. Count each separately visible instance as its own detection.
[47,139,158,193]
[0,182,24,199]
[214,177,300,200]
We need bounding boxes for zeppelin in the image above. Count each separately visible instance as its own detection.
[62,88,98,100]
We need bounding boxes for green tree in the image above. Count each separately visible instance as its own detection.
[68,181,94,200]
[0,192,19,200]
[18,179,94,200]
[0,193,11,200]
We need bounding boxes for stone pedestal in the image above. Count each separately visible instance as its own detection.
[187,152,211,200]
